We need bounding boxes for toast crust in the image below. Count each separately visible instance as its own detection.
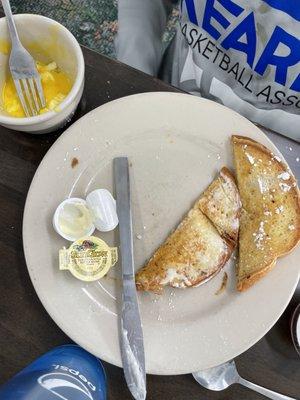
[237,259,277,291]
[232,135,300,291]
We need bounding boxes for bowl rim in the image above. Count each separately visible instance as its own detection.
[0,13,85,126]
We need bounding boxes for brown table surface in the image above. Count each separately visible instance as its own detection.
[0,44,300,399]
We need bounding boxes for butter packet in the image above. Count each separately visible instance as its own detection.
[59,236,118,281]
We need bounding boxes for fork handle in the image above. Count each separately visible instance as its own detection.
[239,377,296,400]
[1,0,20,43]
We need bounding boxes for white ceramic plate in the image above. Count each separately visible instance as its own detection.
[23,93,300,375]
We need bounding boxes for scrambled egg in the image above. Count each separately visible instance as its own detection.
[2,61,72,117]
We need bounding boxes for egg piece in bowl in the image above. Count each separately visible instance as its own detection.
[3,61,73,117]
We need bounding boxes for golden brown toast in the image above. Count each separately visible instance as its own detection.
[232,135,300,291]
[135,169,241,293]
[198,167,241,247]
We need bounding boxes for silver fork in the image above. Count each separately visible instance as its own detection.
[2,0,46,116]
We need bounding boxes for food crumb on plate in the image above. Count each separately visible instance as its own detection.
[63,151,69,162]
[215,272,228,295]
[71,157,79,168]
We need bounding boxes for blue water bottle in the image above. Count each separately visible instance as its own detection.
[0,344,106,400]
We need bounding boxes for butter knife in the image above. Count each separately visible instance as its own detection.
[114,157,146,400]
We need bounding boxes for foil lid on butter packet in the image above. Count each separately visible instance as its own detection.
[59,236,118,281]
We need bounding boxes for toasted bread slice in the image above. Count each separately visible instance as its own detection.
[232,135,300,291]
[198,167,241,246]
[135,207,230,293]
[135,170,241,293]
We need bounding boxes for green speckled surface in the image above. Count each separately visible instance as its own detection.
[6,0,179,58]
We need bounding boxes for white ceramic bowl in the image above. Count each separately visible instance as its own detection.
[0,14,84,133]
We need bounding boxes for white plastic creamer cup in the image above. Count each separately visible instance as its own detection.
[53,189,118,241]
[53,198,95,242]
[86,189,119,232]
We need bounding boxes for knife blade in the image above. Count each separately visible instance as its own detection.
[114,157,146,400]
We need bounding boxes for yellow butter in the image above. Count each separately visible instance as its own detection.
[58,202,93,239]
[59,236,118,282]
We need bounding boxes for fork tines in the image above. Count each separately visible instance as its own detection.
[13,75,46,117]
